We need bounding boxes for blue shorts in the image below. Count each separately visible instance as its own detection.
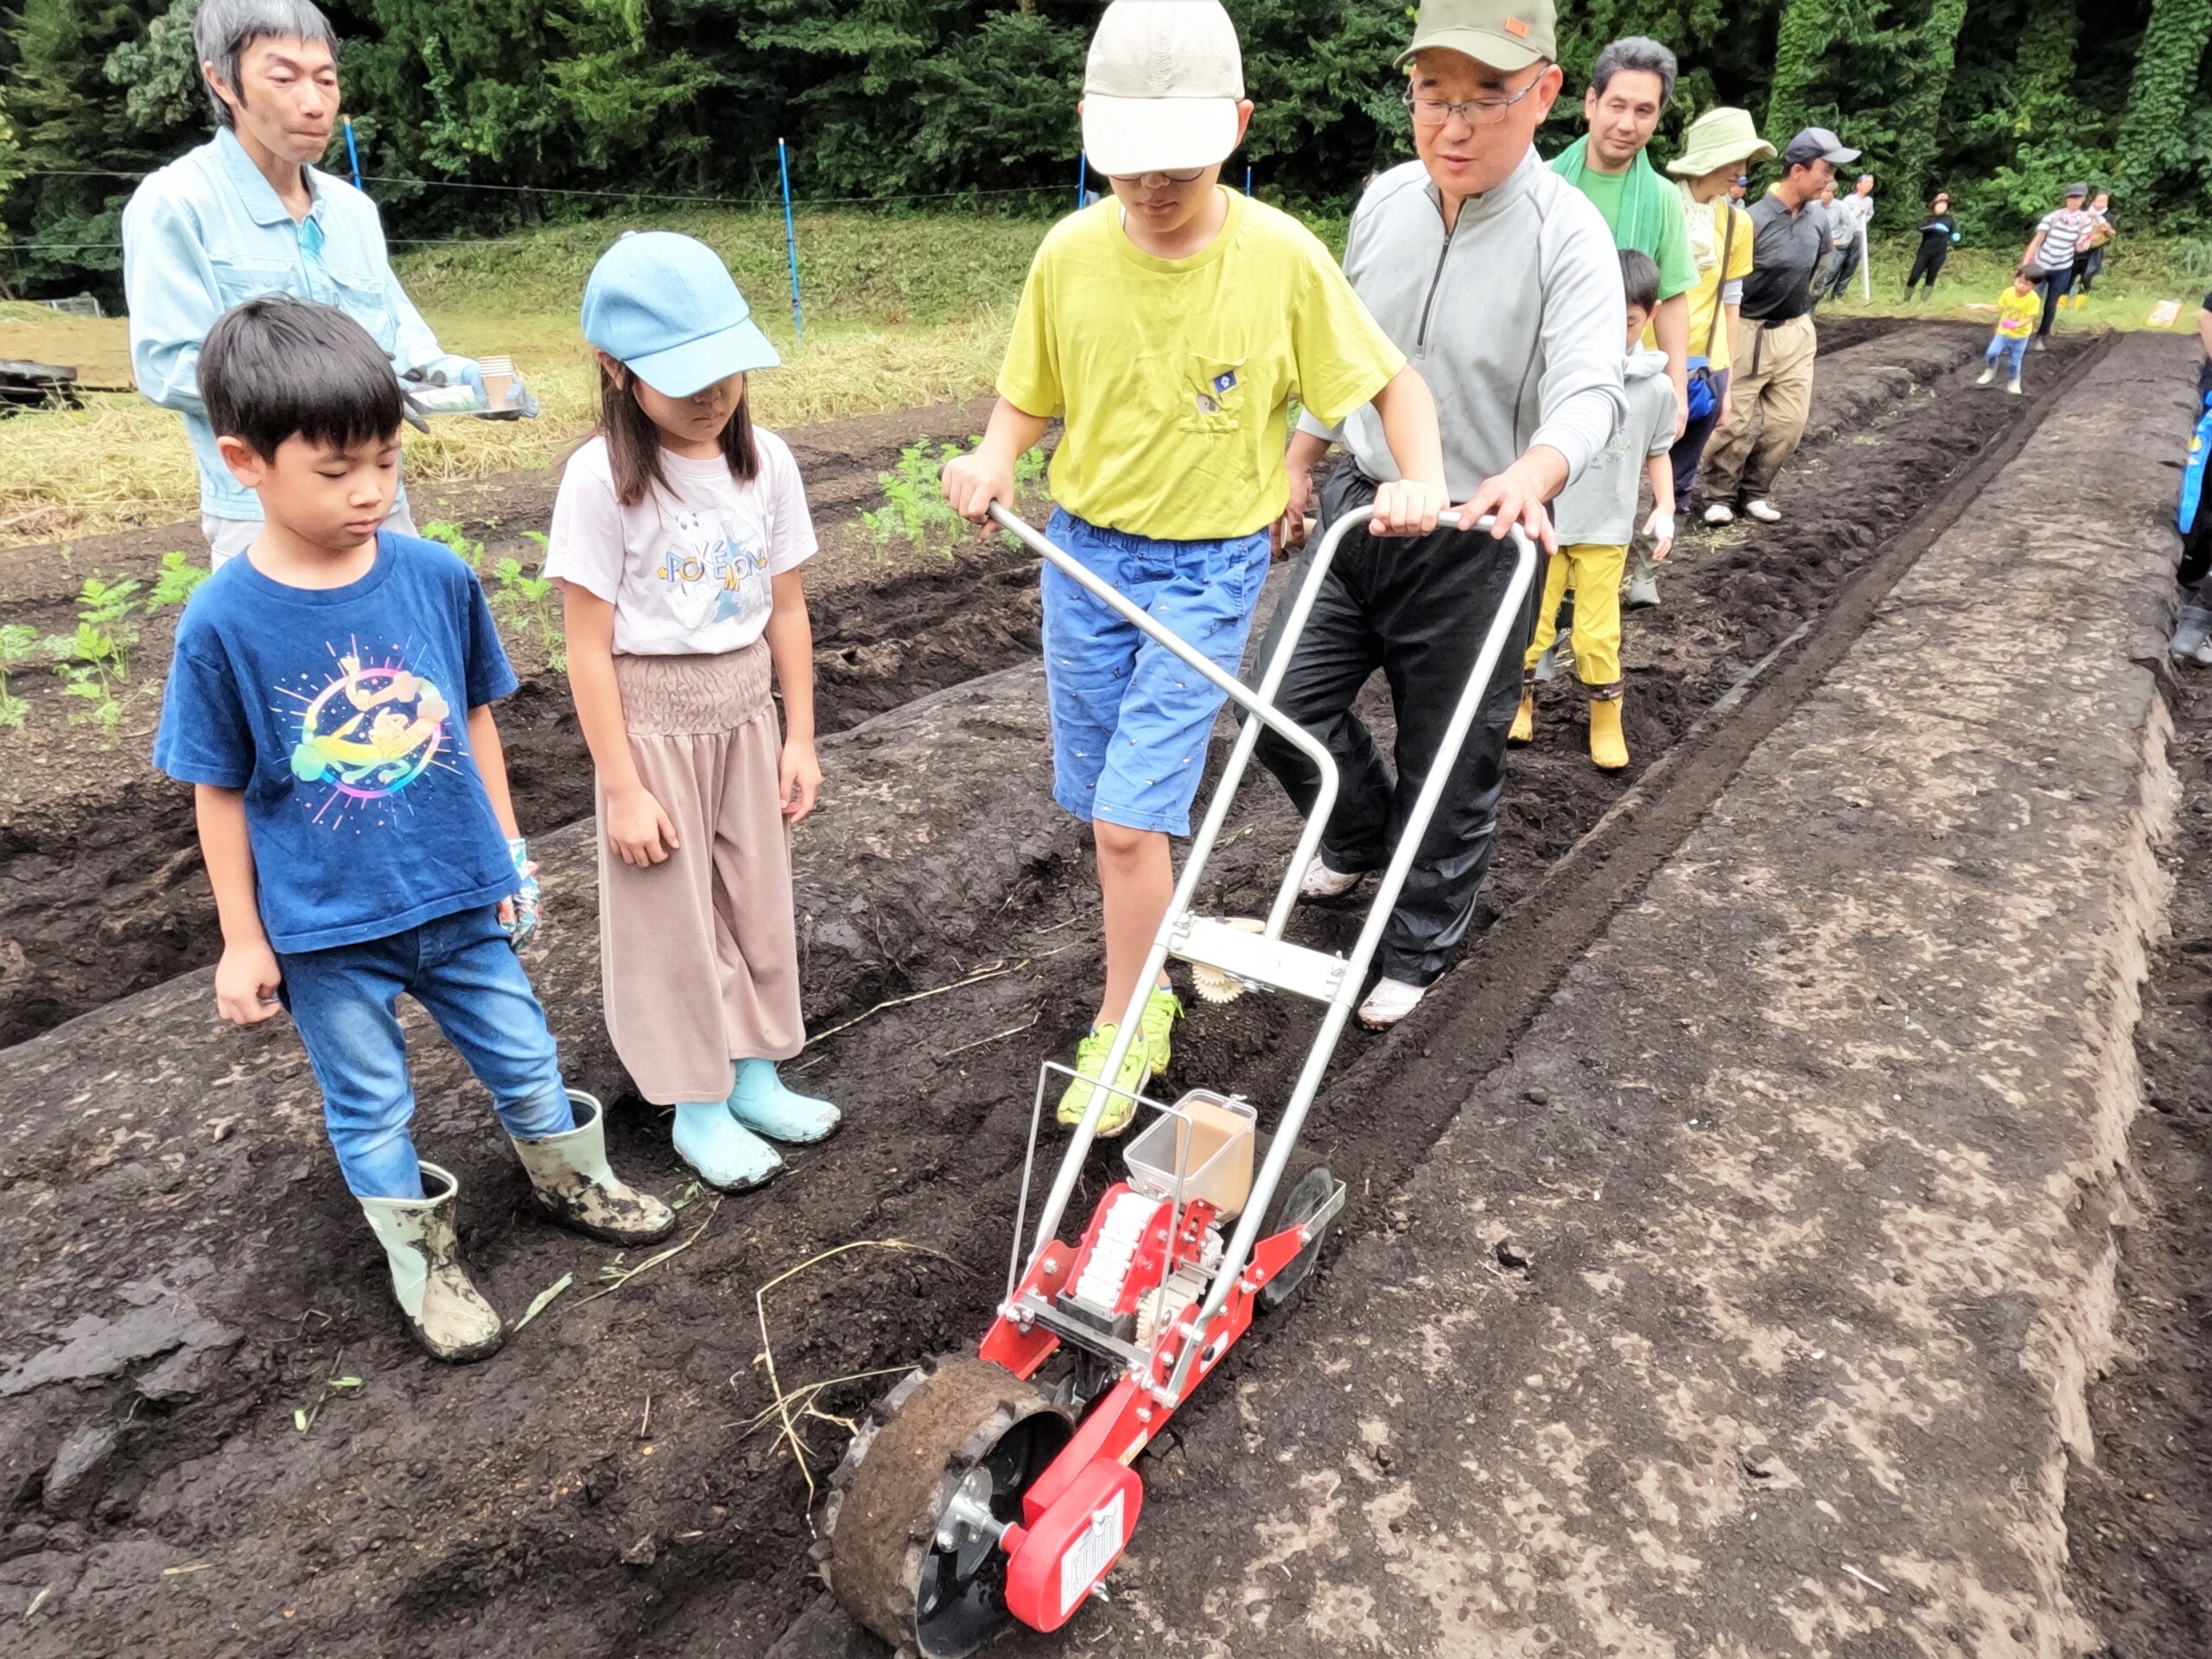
[1040,509,1273,836]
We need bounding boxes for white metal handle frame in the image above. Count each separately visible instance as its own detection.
[989,502,1539,1395]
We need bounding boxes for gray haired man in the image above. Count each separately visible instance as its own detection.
[1252,0,1626,1029]
[121,0,512,565]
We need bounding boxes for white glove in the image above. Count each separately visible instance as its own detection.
[1641,509,1676,563]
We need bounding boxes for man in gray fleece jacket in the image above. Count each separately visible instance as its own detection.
[1251,0,1627,1030]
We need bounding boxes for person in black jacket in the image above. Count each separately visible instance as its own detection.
[1904,191,1956,299]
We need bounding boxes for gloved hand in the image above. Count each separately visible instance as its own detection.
[499,836,542,946]
[477,373,540,423]
[1641,508,1675,563]
[410,353,487,399]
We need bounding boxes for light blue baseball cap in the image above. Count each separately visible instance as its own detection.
[581,231,779,397]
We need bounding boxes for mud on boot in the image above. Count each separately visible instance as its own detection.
[728,1058,841,1144]
[2174,605,2212,667]
[1588,684,1629,772]
[510,1090,677,1247]
[358,1163,504,1363]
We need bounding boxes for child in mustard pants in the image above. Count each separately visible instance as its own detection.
[1511,250,1678,770]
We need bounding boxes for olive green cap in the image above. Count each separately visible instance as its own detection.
[1395,0,1557,74]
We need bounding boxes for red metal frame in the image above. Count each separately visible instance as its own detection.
[970,1196,1319,1628]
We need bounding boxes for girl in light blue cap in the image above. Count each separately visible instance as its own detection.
[543,231,836,1191]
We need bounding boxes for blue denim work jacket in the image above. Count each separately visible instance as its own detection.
[122,129,449,521]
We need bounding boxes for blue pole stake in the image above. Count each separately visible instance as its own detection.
[344,118,363,192]
[1244,166,1252,197]
[1077,151,1087,209]
[778,138,803,344]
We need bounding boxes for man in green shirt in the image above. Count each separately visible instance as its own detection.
[1549,35,1692,435]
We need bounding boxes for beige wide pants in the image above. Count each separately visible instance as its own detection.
[1699,313,1818,505]
[600,642,804,1105]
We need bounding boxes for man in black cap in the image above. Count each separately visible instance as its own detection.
[1700,126,1857,527]
[2021,183,2096,351]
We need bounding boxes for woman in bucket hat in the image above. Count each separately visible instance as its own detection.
[1655,107,1773,554]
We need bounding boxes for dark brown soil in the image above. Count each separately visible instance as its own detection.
[2063,665,2212,1658]
[0,397,1040,1048]
[0,329,2099,1658]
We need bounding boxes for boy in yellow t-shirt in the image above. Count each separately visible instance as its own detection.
[942,0,1449,1132]
[1978,268,2042,396]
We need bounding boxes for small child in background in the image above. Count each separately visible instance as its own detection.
[154,297,673,1364]
[1510,249,1677,772]
[1979,267,2040,395]
[546,232,837,1192]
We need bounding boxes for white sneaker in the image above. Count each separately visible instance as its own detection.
[1702,503,1735,526]
[1745,499,1782,524]
[1976,366,1997,385]
[1357,977,1427,1029]
[1299,856,1363,900]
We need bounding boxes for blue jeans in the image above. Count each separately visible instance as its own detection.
[278,906,573,1199]
[1039,509,1273,836]
[1986,334,2028,380]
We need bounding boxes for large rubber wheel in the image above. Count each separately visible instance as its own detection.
[1250,1134,1336,1313]
[823,1354,1072,1659]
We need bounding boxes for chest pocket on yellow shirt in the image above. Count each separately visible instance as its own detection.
[1175,356,1250,435]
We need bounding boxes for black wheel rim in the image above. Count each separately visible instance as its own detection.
[912,1411,1072,1658]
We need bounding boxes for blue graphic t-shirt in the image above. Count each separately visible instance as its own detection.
[154,531,521,953]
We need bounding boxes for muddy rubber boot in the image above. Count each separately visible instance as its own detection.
[728,1058,841,1144]
[2006,378,2023,396]
[674,1099,782,1190]
[2173,606,2212,667]
[1623,549,1660,611]
[1508,675,1535,747]
[1976,365,1996,385]
[1588,688,1629,772]
[358,1164,505,1363]
[510,1090,677,1247]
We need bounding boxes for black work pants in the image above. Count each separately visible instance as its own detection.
[1248,467,1537,988]
[1904,242,1948,296]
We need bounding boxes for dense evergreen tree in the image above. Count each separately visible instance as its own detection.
[3,0,2207,299]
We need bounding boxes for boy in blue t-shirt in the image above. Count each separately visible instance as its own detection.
[153,298,674,1363]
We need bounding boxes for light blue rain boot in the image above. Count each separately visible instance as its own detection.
[728,1058,842,1144]
[672,1100,782,1192]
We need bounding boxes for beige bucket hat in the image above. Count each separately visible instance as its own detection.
[1666,106,1777,178]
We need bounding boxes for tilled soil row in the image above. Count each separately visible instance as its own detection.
[0,322,2057,1659]
[2063,662,2212,1655]
[0,398,1034,1049]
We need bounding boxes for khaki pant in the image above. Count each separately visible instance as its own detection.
[598,642,804,1105]
[1699,314,1817,505]
[1524,543,1626,687]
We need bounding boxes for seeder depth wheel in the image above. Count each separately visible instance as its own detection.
[823,1354,1072,1658]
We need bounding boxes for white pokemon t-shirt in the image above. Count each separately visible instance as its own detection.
[544,429,816,656]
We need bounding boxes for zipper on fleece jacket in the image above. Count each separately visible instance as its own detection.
[1414,215,1457,354]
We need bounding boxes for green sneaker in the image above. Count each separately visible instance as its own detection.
[1058,1023,1151,1136]
[1141,986,1184,1078]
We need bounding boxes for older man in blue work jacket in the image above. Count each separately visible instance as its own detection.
[122,0,517,565]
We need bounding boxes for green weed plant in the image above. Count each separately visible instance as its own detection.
[861,438,1045,558]
[0,624,39,729]
[22,551,208,739]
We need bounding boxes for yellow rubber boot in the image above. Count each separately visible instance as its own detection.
[1503,694,1539,747]
[1588,694,1628,772]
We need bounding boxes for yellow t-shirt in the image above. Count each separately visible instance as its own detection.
[1994,286,2041,338]
[997,192,1406,540]
[1681,197,1756,372]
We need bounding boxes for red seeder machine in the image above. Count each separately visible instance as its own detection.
[820,503,1538,1656]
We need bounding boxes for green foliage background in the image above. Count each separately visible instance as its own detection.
[2,0,2208,299]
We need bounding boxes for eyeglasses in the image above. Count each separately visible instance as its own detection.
[1402,73,1547,130]
[1105,166,1209,185]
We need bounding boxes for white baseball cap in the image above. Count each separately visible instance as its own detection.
[1082,0,1246,178]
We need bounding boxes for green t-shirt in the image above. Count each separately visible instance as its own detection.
[1573,166,1698,302]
